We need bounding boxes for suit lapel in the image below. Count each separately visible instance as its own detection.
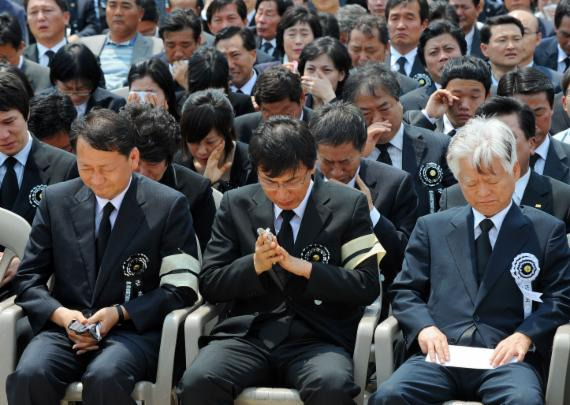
[131,34,150,64]
[358,160,379,202]
[521,171,552,212]
[544,139,570,181]
[70,184,98,292]
[401,125,425,174]
[475,204,529,307]
[294,180,332,257]
[92,177,145,304]
[446,207,478,304]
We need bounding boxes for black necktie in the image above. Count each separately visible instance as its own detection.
[447,129,457,137]
[397,56,407,76]
[96,202,114,270]
[529,153,540,169]
[262,41,273,54]
[45,50,55,66]
[235,88,244,94]
[0,157,19,210]
[475,218,493,284]
[376,143,393,166]
[276,210,295,284]
[564,56,570,72]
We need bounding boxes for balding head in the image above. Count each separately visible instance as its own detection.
[509,9,541,65]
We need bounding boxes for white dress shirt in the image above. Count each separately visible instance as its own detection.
[532,135,550,175]
[367,124,404,170]
[0,132,32,187]
[390,46,418,77]
[95,177,132,233]
[557,43,570,74]
[37,37,67,67]
[230,69,257,95]
[273,180,314,242]
[473,201,513,249]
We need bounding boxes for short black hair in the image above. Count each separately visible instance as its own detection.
[418,20,466,66]
[343,63,401,103]
[480,15,524,44]
[0,63,34,99]
[187,47,230,93]
[49,43,103,92]
[562,63,570,95]
[276,6,322,55]
[159,8,202,41]
[70,109,136,156]
[310,101,367,151]
[215,26,256,50]
[28,93,77,140]
[497,67,555,108]
[206,0,247,23]
[127,58,179,120]
[428,0,459,26]
[318,12,340,39]
[180,89,235,158]
[120,103,180,163]
[0,71,30,119]
[255,0,292,15]
[253,66,303,105]
[475,96,536,140]
[0,12,22,49]
[249,116,316,177]
[385,0,429,22]
[440,56,492,94]
[298,37,351,97]
[140,0,159,22]
[555,0,570,29]
[349,14,389,45]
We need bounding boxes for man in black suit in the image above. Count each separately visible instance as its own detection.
[120,103,216,251]
[0,72,77,298]
[533,0,570,73]
[0,13,51,93]
[310,101,417,317]
[24,0,69,66]
[344,63,455,217]
[370,115,570,405]
[385,0,429,86]
[498,67,570,184]
[67,0,100,39]
[400,20,466,112]
[347,15,420,95]
[176,116,383,404]
[449,0,485,59]
[7,108,201,405]
[254,0,291,60]
[234,66,312,143]
[404,56,491,136]
[441,96,570,232]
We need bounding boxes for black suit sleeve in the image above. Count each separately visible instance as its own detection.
[76,0,100,37]
[123,194,199,332]
[404,110,436,131]
[191,180,216,252]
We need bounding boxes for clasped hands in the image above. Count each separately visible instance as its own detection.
[51,306,121,355]
[418,325,532,368]
[253,232,312,279]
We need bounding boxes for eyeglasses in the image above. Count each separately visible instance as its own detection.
[259,171,311,191]
[57,88,92,97]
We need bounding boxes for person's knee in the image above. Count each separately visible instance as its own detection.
[8,363,47,388]
[177,365,232,403]
[502,385,543,405]
[369,379,407,404]
[82,365,134,395]
[300,368,359,403]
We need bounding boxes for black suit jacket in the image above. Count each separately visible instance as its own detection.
[533,64,562,93]
[255,36,284,61]
[160,163,216,251]
[534,36,559,72]
[391,204,570,364]
[234,107,313,144]
[199,180,381,352]
[400,83,436,112]
[398,124,455,217]
[409,54,428,84]
[0,138,78,225]
[551,91,570,135]
[470,27,485,60]
[544,137,570,184]
[403,109,446,133]
[228,91,255,117]
[67,0,100,37]
[39,86,126,113]
[20,59,51,93]
[14,174,200,336]
[175,141,257,191]
[440,170,570,232]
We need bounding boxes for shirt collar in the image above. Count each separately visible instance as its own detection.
[106,33,137,46]
[17,55,23,69]
[231,69,257,94]
[443,114,456,135]
[513,168,531,205]
[558,43,570,63]
[261,38,277,47]
[389,124,404,151]
[0,132,32,167]
[37,37,67,57]
[534,134,550,159]
[390,46,417,66]
[472,200,513,233]
[95,176,132,216]
[464,26,475,50]
[273,180,314,222]
[322,166,361,188]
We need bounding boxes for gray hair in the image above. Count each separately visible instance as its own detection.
[336,4,368,34]
[447,116,517,179]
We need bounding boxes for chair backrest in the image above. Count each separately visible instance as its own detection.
[212,188,223,210]
[0,208,31,280]
[567,233,570,248]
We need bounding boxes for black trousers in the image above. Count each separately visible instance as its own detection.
[176,336,360,405]
[6,327,160,405]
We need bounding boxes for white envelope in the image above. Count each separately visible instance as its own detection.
[425,345,517,369]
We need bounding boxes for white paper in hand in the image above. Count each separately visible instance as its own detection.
[425,345,517,369]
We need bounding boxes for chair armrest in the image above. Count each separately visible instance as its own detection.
[0,250,16,282]
[374,316,400,387]
[184,303,221,367]
[0,304,26,405]
[353,298,381,404]
[153,299,203,402]
[545,324,570,405]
